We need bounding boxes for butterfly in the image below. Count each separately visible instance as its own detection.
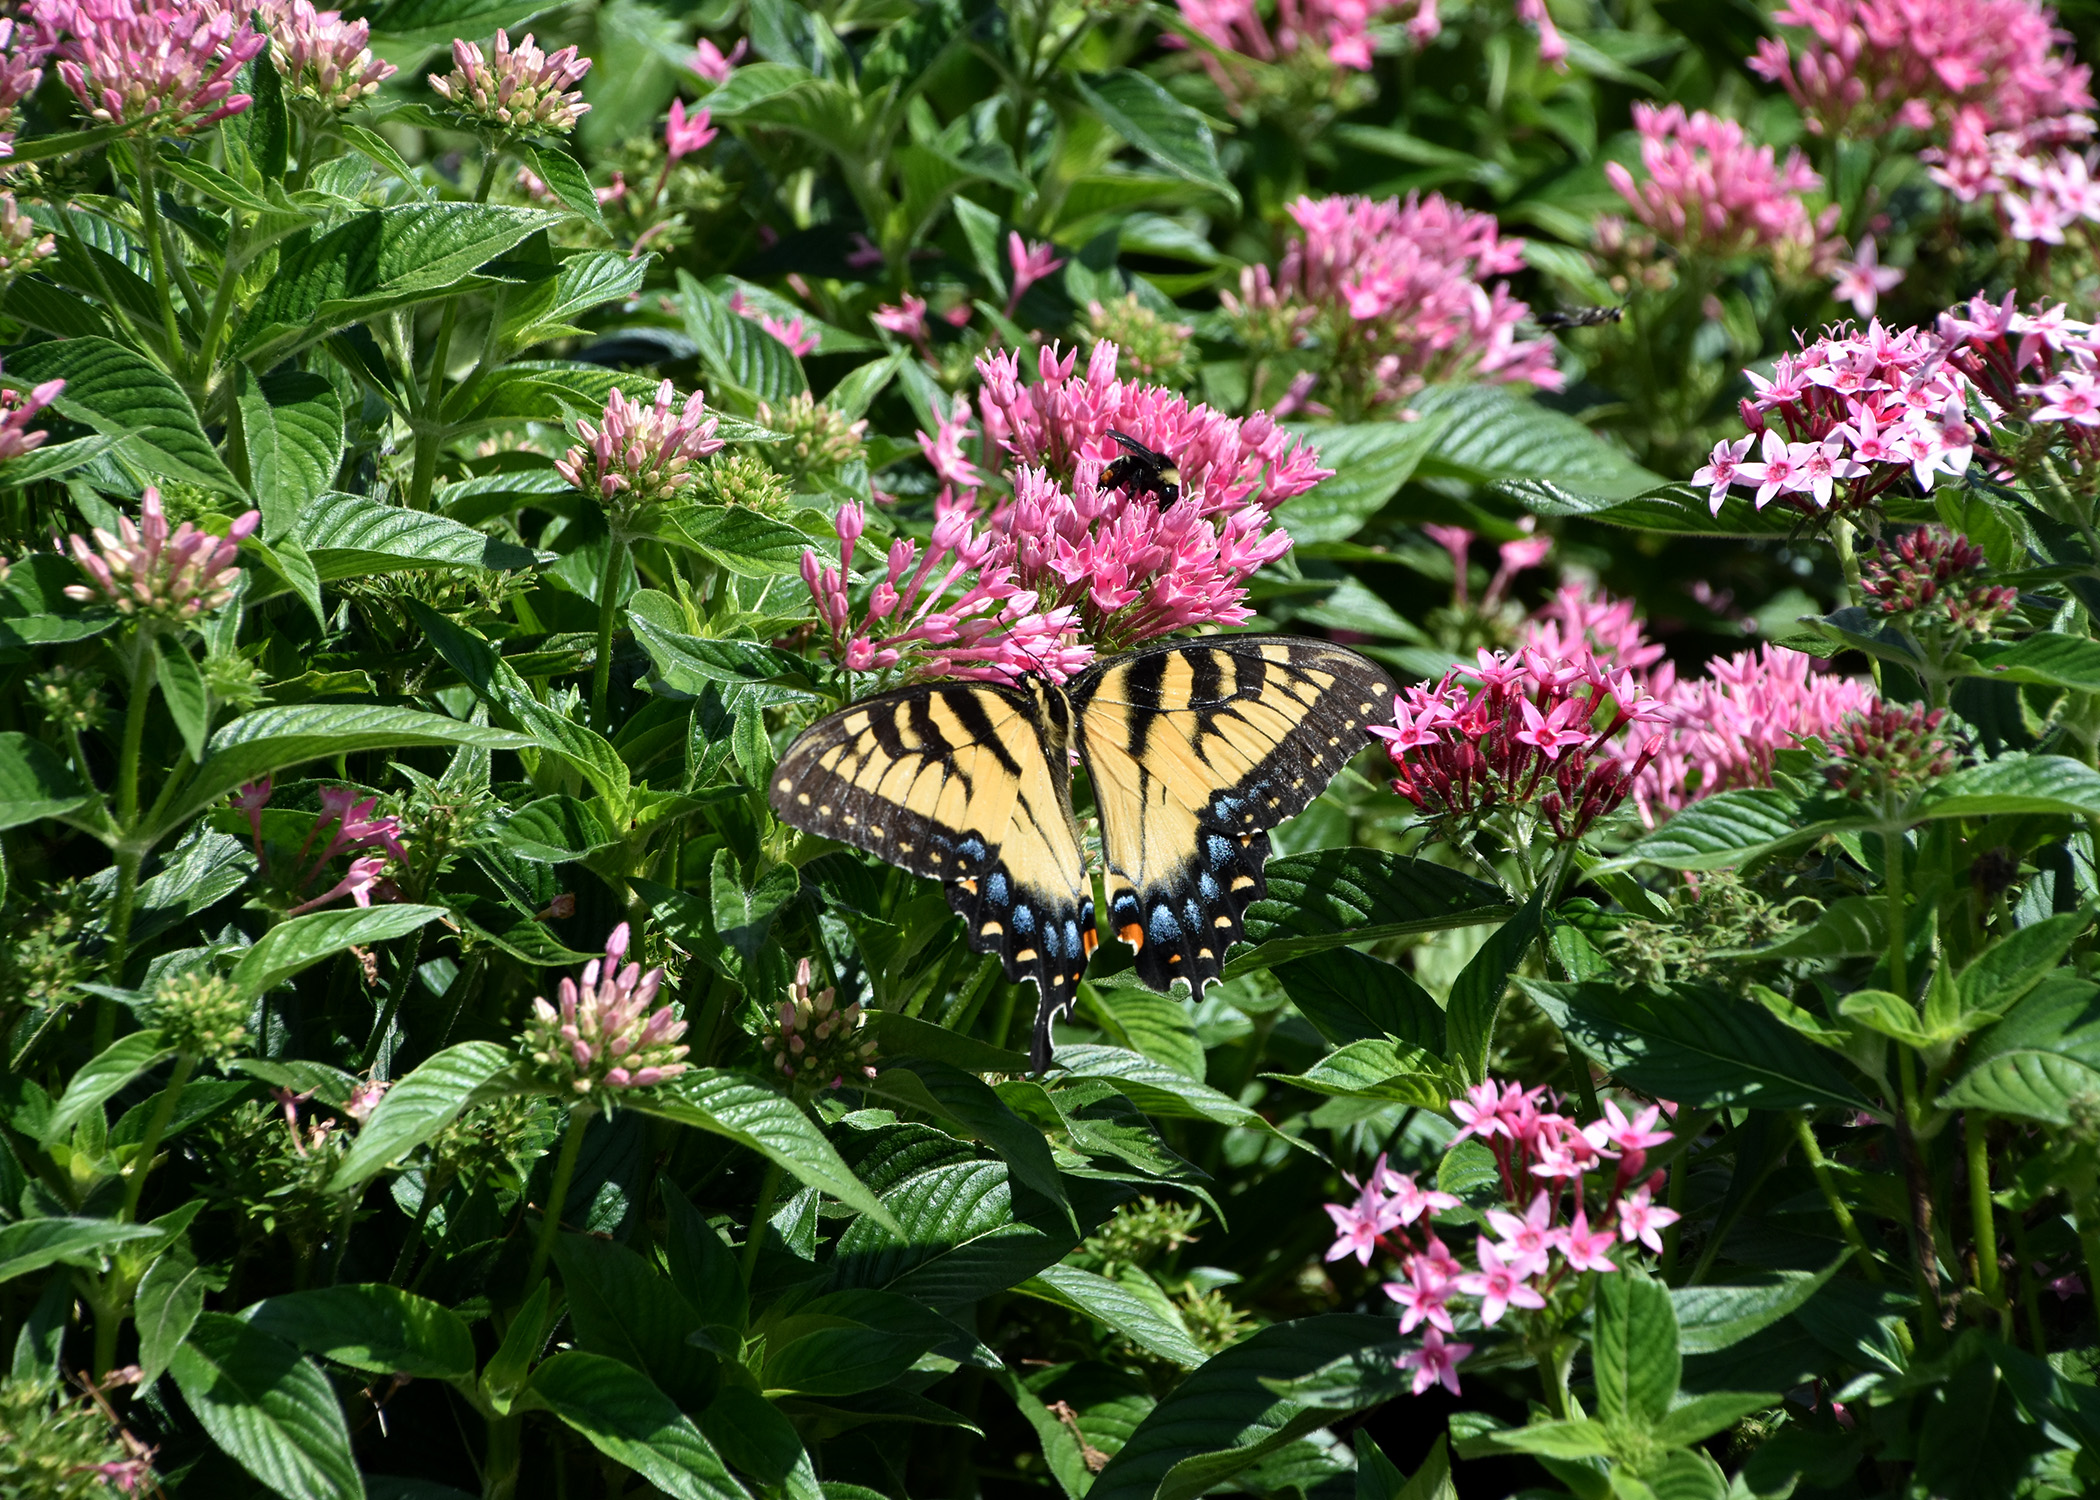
[769,635,1392,1071]
[1100,430,1181,508]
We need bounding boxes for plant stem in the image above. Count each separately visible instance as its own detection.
[483,1412,523,1500]
[363,922,429,1070]
[2010,1210,2050,1358]
[119,1051,195,1222]
[1794,1111,1880,1282]
[89,1280,125,1382]
[526,1103,593,1286]
[589,532,630,733]
[130,144,188,370]
[742,1158,784,1282]
[1964,1112,2005,1322]
[1883,827,1907,1000]
[116,633,157,833]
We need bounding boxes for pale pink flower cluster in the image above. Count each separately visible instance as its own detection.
[521,923,690,1097]
[1372,641,1666,841]
[258,0,393,108]
[1325,1082,1677,1396]
[0,18,49,155]
[64,486,259,621]
[728,293,818,357]
[689,36,745,84]
[664,98,714,160]
[762,957,877,1086]
[233,777,408,913]
[1690,318,1987,517]
[1233,193,1561,409]
[31,0,266,133]
[1424,523,1554,612]
[1006,232,1063,315]
[1176,0,1418,74]
[555,378,725,525]
[428,28,590,135]
[1629,644,1877,825]
[0,370,63,460]
[1604,103,1839,269]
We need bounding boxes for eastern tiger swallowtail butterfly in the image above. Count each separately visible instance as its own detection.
[769,636,1392,1071]
[1101,430,1182,508]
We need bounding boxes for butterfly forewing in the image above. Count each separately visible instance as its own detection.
[768,680,1097,1061]
[1071,637,1391,994]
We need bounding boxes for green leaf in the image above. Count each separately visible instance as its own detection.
[1506,480,1802,538]
[7,336,244,496]
[760,1288,969,1396]
[232,905,445,998]
[828,1158,1078,1307]
[1958,911,2090,1017]
[238,204,564,365]
[0,1217,166,1285]
[708,851,800,969]
[1089,985,1205,1079]
[1651,1390,1780,1448]
[677,271,807,408]
[497,688,631,814]
[135,1239,209,1387]
[1963,633,2100,691]
[502,250,650,350]
[548,1234,716,1407]
[330,1042,523,1191]
[1671,1256,1845,1355]
[0,732,95,830]
[239,367,344,540]
[522,1351,744,1499]
[629,615,819,703]
[169,1313,362,1500]
[865,1009,1031,1075]
[1275,418,1451,545]
[628,1070,896,1232]
[1073,71,1239,210]
[1917,753,2100,820]
[526,144,608,232]
[1268,945,1453,1050]
[245,1285,476,1381]
[1053,1043,1304,1145]
[699,60,818,118]
[500,795,617,862]
[294,493,539,581]
[1482,1419,1615,1459]
[1023,1263,1208,1368]
[1939,973,2100,1123]
[1523,980,1872,1111]
[1743,896,1887,960]
[171,706,531,831]
[652,506,824,580]
[42,1031,175,1144]
[1613,789,1845,872]
[1593,1268,1678,1430]
[893,1059,1075,1235]
[156,637,211,763]
[1412,384,1663,500]
[1448,889,1544,1084]
[1229,848,1511,975]
[1088,1314,1396,1500]
[1263,1037,1458,1106]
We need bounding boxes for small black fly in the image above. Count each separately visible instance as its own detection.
[1102,430,1181,508]
[1536,306,1624,330]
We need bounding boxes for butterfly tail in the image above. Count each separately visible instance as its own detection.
[946,873,1094,1073]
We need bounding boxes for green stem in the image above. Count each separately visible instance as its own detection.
[1537,1336,1574,1419]
[483,1412,523,1500]
[743,1158,784,1282]
[120,1051,195,1222]
[526,1103,593,1286]
[390,1166,453,1285]
[1795,1111,1880,1282]
[363,922,429,1068]
[130,145,187,371]
[1964,1112,2004,1320]
[1884,827,1907,1001]
[194,208,245,386]
[2011,1210,2050,1359]
[589,532,630,733]
[116,633,157,832]
[89,1280,125,1381]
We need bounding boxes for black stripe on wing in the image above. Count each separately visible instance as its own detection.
[946,869,1097,1073]
[1107,826,1270,992]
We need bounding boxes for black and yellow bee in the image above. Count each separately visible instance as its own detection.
[1536,306,1624,331]
[1101,430,1182,508]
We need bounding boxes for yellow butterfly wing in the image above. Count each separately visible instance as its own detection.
[768,679,1097,1068]
[1071,636,1391,995]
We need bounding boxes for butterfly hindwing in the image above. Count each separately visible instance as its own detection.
[1072,636,1391,994]
[768,680,1096,1065]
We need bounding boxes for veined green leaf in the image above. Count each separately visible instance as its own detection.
[1074,71,1238,209]
[330,1041,526,1190]
[42,1030,174,1144]
[169,1314,361,1500]
[1229,848,1511,975]
[244,1284,476,1381]
[521,1351,744,1500]
[294,492,541,580]
[7,336,243,496]
[0,732,97,831]
[231,905,446,997]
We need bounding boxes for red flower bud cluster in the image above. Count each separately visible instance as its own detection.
[1825,702,1958,801]
[1861,525,2018,636]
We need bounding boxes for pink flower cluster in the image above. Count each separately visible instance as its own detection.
[31,0,266,133]
[0,18,49,155]
[1175,0,1422,77]
[1233,193,1561,410]
[555,378,725,525]
[664,98,715,160]
[1372,641,1665,841]
[428,28,591,135]
[1604,103,1839,269]
[0,371,63,461]
[729,293,818,357]
[1825,700,1958,800]
[258,0,393,108]
[1690,318,1984,517]
[521,923,690,1097]
[65,486,260,622]
[690,36,745,84]
[233,778,408,913]
[1324,1082,1678,1396]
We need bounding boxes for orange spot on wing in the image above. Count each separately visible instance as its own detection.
[1118,923,1145,951]
[1082,927,1099,957]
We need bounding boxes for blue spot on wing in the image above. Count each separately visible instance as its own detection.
[1013,904,1035,934]
[988,872,1009,903]
[1205,833,1233,867]
[959,835,988,864]
[1149,905,1182,942]
[1199,872,1220,901]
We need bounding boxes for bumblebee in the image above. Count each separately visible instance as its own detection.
[1101,430,1181,508]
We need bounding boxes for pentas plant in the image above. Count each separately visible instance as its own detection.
[1603,103,1840,274]
[34,0,266,132]
[1325,1084,1677,1401]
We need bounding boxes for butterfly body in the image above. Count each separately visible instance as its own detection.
[770,636,1392,1070]
[1101,430,1182,508]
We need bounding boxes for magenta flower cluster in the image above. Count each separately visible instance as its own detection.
[258,0,395,109]
[555,378,726,526]
[428,28,591,135]
[1324,1082,1678,1396]
[1176,0,1419,77]
[0,371,63,462]
[1605,102,1839,268]
[521,923,690,1098]
[1232,192,1562,410]
[1371,640,1666,842]
[233,779,407,915]
[0,18,48,156]
[30,0,267,133]
[65,486,260,622]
